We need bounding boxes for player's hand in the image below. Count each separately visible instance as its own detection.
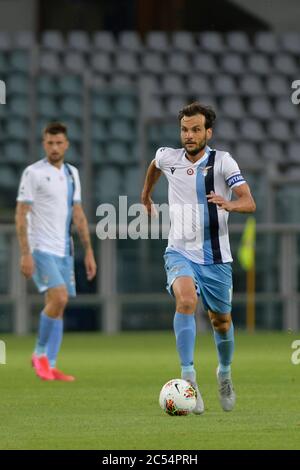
[141,195,158,217]
[85,249,97,281]
[20,254,35,279]
[206,191,233,212]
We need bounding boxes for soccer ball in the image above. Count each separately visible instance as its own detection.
[159,379,197,416]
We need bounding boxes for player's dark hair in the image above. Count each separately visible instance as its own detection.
[43,122,68,137]
[178,102,216,129]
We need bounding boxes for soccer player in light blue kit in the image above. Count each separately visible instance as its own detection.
[142,103,256,413]
[15,122,97,381]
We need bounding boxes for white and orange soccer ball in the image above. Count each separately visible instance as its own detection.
[159,379,197,416]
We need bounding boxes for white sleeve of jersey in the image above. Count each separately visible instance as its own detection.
[154,147,170,171]
[73,168,82,203]
[16,168,37,204]
[222,153,246,189]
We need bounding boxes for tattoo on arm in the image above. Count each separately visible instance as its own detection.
[15,203,31,255]
[73,207,92,252]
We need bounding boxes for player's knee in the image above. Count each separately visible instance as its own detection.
[52,290,69,310]
[176,293,197,314]
[211,317,231,334]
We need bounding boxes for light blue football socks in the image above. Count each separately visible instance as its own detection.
[214,322,234,377]
[35,311,56,356]
[47,318,63,368]
[173,311,196,376]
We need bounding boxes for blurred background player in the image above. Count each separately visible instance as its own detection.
[15,122,97,381]
[141,102,256,412]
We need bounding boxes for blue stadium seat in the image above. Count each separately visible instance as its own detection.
[267,119,291,142]
[162,74,184,94]
[221,53,245,75]
[91,121,107,142]
[124,167,141,202]
[260,142,282,162]
[59,75,83,96]
[114,95,137,119]
[67,31,90,52]
[6,118,29,140]
[266,75,289,96]
[168,52,191,74]
[247,53,271,75]
[275,97,298,120]
[226,31,252,53]
[214,119,237,141]
[193,53,218,74]
[273,53,298,75]
[9,50,30,73]
[239,75,264,95]
[213,75,237,96]
[248,97,273,119]
[38,96,58,119]
[280,32,300,54]
[108,119,135,142]
[39,51,61,73]
[0,32,11,51]
[91,94,111,119]
[95,166,122,203]
[0,52,8,73]
[61,96,83,118]
[91,52,113,74]
[254,32,278,54]
[199,32,225,53]
[187,75,211,94]
[14,31,35,49]
[110,75,134,89]
[146,32,170,52]
[142,52,165,74]
[93,31,117,52]
[6,74,29,95]
[220,97,245,119]
[105,142,132,164]
[64,52,86,74]
[239,119,264,142]
[4,141,28,163]
[37,75,57,95]
[42,31,65,51]
[0,165,18,189]
[9,96,30,118]
[171,32,195,52]
[119,31,143,52]
[115,52,139,75]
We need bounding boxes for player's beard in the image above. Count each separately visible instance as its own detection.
[48,153,64,165]
[184,138,207,157]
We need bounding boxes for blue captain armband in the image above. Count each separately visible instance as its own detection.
[226,173,245,188]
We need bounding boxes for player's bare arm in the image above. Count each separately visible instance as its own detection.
[207,183,256,213]
[15,201,35,278]
[72,203,97,281]
[141,159,161,216]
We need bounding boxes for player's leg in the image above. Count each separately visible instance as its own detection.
[164,250,204,414]
[199,263,236,411]
[45,255,76,381]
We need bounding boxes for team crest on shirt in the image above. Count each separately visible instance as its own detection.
[187,168,194,175]
[201,166,212,176]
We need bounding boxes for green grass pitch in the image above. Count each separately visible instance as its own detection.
[0,331,299,450]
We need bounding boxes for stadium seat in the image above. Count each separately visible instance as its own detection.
[108,119,135,142]
[226,31,252,53]
[38,96,58,119]
[91,52,113,74]
[114,95,137,119]
[187,75,211,94]
[37,75,56,95]
[124,167,142,201]
[6,74,29,95]
[247,53,271,75]
[0,165,18,189]
[91,120,107,142]
[234,142,260,166]
[280,32,300,54]
[95,166,122,201]
[239,119,264,142]
[193,53,218,74]
[267,119,291,142]
[91,141,106,163]
[171,32,195,52]
[274,97,298,120]
[119,31,143,52]
[9,50,30,73]
[273,53,298,75]
[293,122,300,140]
[61,96,82,118]
[0,52,8,73]
[254,32,279,54]
[93,31,117,52]
[42,31,65,51]
[0,32,11,50]
[6,118,29,140]
[221,53,245,75]
[162,74,184,94]
[266,75,289,96]
[214,120,237,141]
[287,141,300,163]
[91,94,111,119]
[14,31,35,49]
[168,52,191,74]
[67,31,90,52]
[110,74,133,89]
[64,52,86,74]
[260,142,283,162]
[4,141,28,163]
[39,51,61,73]
[213,75,237,96]
[239,75,264,95]
[142,52,165,74]
[58,75,83,96]
[9,96,30,118]
[248,97,273,119]
[137,75,159,93]
[220,96,246,120]
[146,32,170,52]
[165,96,187,117]
[115,52,139,75]
[61,119,82,143]
[199,32,225,53]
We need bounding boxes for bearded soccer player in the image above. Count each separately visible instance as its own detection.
[141,102,256,413]
[15,122,97,381]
